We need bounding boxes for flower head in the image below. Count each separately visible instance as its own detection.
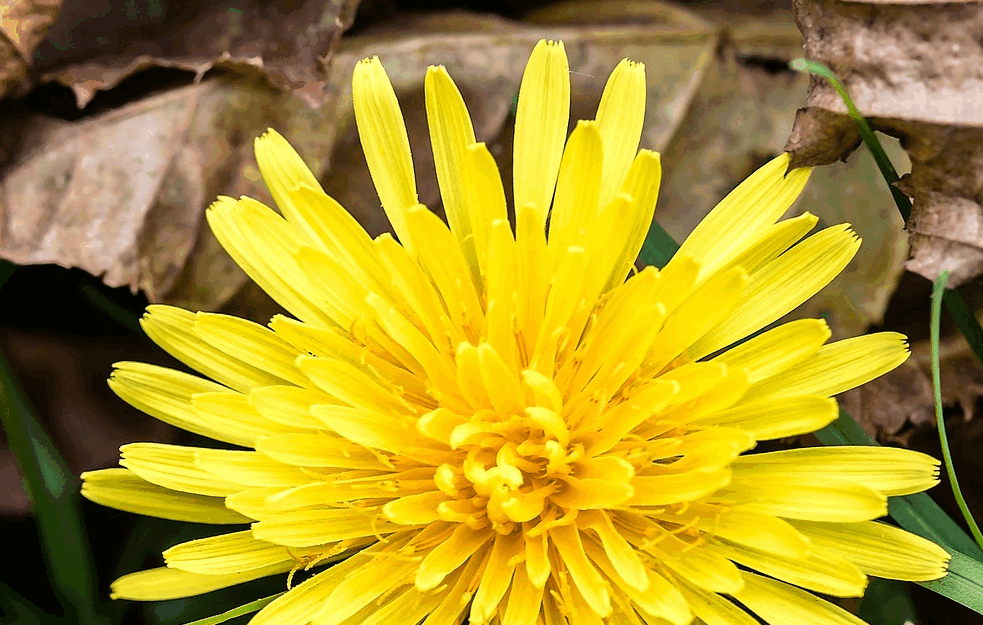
[84,40,949,625]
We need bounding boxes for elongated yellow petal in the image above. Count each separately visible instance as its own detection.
[81,468,249,524]
[744,332,910,401]
[712,318,829,384]
[206,197,333,326]
[630,468,731,506]
[713,539,867,597]
[733,572,868,625]
[548,120,603,256]
[713,475,886,522]
[604,150,661,290]
[193,312,307,387]
[550,524,612,617]
[119,443,240,497]
[675,153,812,282]
[252,508,410,547]
[595,58,646,207]
[732,446,940,496]
[256,433,387,470]
[502,567,544,625]
[514,39,569,227]
[471,532,522,623]
[696,395,838,440]
[691,224,860,357]
[192,391,297,447]
[193,448,313,488]
[140,306,283,393]
[426,66,478,258]
[416,525,492,591]
[163,531,293,574]
[352,56,418,247]
[250,551,367,625]
[110,563,289,601]
[108,362,284,448]
[791,520,950,581]
[726,211,818,274]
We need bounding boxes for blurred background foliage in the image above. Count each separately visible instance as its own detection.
[0,0,981,623]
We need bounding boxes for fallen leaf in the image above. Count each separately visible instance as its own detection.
[32,0,360,107]
[786,0,983,287]
[0,0,62,98]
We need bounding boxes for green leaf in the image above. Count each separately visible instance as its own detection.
[180,594,283,625]
[857,579,919,625]
[637,221,678,269]
[942,287,983,374]
[931,271,983,550]
[920,550,983,614]
[0,579,52,625]
[0,350,106,624]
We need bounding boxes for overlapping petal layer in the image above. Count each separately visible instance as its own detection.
[84,39,949,625]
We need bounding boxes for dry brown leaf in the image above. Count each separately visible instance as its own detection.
[32,0,359,107]
[786,0,983,287]
[842,333,983,442]
[0,3,909,336]
[0,0,62,98]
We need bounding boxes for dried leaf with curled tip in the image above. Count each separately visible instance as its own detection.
[0,0,62,98]
[786,0,983,287]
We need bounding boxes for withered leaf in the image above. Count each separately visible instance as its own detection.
[33,0,360,107]
[786,0,983,287]
[0,0,62,98]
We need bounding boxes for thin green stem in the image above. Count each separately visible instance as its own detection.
[789,59,911,220]
[181,593,284,625]
[791,59,983,371]
[931,270,983,550]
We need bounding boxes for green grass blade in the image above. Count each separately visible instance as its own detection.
[0,350,105,624]
[0,579,52,625]
[857,579,919,625]
[931,271,983,550]
[941,287,983,369]
[181,594,284,625]
[920,550,983,613]
[789,59,911,220]
[637,221,679,268]
[791,58,983,372]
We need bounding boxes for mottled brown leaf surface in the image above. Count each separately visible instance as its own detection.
[787,0,983,286]
[0,2,907,335]
[0,0,61,98]
[33,0,359,107]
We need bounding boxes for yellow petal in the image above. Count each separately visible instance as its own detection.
[696,395,838,440]
[548,120,603,256]
[691,224,860,357]
[383,491,449,525]
[513,39,570,227]
[249,385,331,430]
[140,306,282,393]
[604,150,661,290]
[256,433,387,470]
[713,539,867,597]
[119,443,240,497]
[726,211,819,274]
[163,530,293,574]
[674,153,812,282]
[426,65,478,265]
[110,563,289,601]
[108,362,277,447]
[579,511,648,592]
[471,532,523,624]
[743,332,910,401]
[416,525,492,591]
[194,448,312,488]
[657,545,744,594]
[595,58,646,206]
[712,318,830,384]
[80,468,249,524]
[250,552,367,625]
[251,509,410,547]
[463,142,509,279]
[502,567,545,625]
[732,446,940,496]
[193,312,308,387]
[549,524,612,617]
[352,56,418,247]
[713,475,886,522]
[630,468,731,506]
[733,572,868,625]
[192,391,297,447]
[675,579,759,625]
[206,196,333,326]
[791,520,950,581]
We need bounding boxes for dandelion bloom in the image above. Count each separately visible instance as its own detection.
[83,40,949,625]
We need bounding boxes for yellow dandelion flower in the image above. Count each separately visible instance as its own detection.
[83,40,949,625]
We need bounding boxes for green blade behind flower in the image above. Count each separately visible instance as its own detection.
[0,350,106,625]
[180,593,283,625]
